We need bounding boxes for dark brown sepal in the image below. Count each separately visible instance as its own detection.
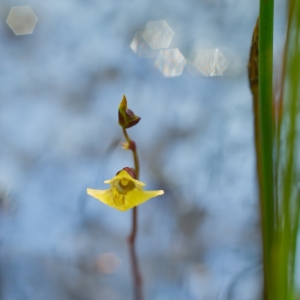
[116,167,137,179]
[118,95,141,129]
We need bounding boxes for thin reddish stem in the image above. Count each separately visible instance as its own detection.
[123,128,143,300]
[128,207,143,300]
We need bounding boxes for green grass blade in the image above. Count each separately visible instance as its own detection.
[258,1,275,298]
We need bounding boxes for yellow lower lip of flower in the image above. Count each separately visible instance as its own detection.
[87,170,164,212]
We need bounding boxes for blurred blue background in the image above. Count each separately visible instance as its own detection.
[0,0,285,299]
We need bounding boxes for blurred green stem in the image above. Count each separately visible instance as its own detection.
[281,2,300,298]
[258,0,274,299]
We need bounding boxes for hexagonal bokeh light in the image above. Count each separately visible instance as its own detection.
[130,31,158,58]
[193,49,228,76]
[155,48,186,77]
[142,20,174,49]
[6,6,38,35]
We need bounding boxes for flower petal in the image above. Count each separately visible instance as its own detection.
[104,170,146,187]
[87,188,111,206]
[87,187,128,212]
[87,170,164,212]
[125,188,164,210]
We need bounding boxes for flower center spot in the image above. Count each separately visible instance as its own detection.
[116,179,135,195]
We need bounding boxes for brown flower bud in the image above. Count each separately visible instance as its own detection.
[118,95,141,129]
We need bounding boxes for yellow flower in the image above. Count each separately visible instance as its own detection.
[87,169,164,212]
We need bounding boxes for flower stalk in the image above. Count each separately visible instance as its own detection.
[87,95,164,300]
[121,108,142,300]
